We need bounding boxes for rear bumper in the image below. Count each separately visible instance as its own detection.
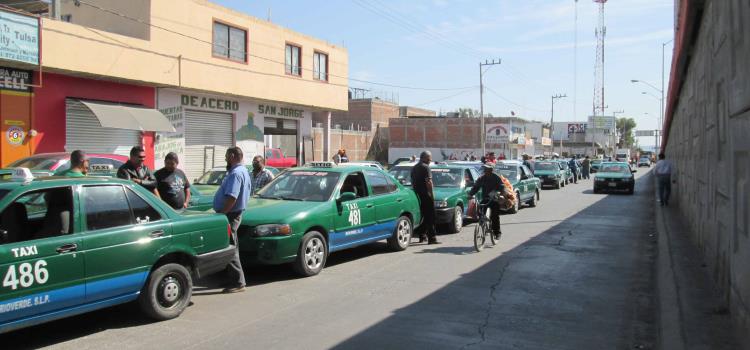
[193,245,236,278]
[538,177,560,186]
[435,207,455,224]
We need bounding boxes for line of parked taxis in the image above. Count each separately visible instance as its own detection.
[0,154,632,333]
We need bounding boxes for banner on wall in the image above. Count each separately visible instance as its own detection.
[486,124,509,144]
[154,106,185,169]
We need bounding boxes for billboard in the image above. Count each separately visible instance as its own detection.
[486,124,509,144]
[588,115,616,130]
[567,123,587,134]
[0,10,39,65]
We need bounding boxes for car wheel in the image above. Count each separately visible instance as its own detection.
[293,231,328,277]
[508,191,521,214]
[388,216,413,250]
[138,263,193,321]
[528,190,538,207]
[445,206,463,234]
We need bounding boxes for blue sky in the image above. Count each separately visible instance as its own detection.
[215,0,674,148]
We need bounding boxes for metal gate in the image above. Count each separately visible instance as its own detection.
[65,99,141,156]
[184,110,233,181]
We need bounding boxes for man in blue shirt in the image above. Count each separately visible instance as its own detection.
[568,157,579,184]
[213,147,251,293]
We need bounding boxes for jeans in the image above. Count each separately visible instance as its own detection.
[226,211,246,287]
[582,168,590,179]
[657,175,672,204]
[571,170,578,183]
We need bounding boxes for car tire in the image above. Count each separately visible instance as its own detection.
[293,231,328,277]
[528,190,539,207]
[138,263,193,321]
[388,216,413,251]
[508,191,521,214]
[445,206,463,234]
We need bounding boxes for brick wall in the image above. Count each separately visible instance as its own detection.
[326,98,400,131]
[399,106,437,117]
[664,0,750,345]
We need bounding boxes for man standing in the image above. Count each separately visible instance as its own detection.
[581,156,591,180]
[117,146,160,196]
[654,153,674,206]
[213,147,250,293]
[251,155,274,193]
[411,151,439,244]
[154,152,191,210]
[469,164,512,240]
[568,157,579,184]
[332,149,349,164]
[522,154,534,175]
[56,150,88,177]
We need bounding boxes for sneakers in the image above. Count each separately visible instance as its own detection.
[222,285,246,294]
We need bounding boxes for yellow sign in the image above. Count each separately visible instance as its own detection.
[4,120,25,126]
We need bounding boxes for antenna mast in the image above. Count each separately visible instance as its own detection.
[592,0,607,116]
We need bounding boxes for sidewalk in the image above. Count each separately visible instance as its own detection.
[654,174,740,349]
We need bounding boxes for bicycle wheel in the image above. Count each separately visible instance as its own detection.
[473,222,486,252]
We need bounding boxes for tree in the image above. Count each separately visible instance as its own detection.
[616,117,637,147]
[456,108,492,118]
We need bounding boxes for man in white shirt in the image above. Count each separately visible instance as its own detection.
[654,153,674,206]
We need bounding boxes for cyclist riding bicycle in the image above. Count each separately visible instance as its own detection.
[468,163,514,240]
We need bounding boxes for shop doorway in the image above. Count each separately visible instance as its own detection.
[264,117,299,167]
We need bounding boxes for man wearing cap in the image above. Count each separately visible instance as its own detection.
[469,163,511,240]
[411,151,439,244]
[56,150,89,177]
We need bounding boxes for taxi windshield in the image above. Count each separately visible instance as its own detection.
[431,168,464,187]
[257,170,340,202]
[388,167,412,186]
[195,170,227,185]
[534,162,558,171]
[601,164,630,174]
[494,165,518,179]
[8,156,63,170]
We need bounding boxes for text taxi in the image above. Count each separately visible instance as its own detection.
[0,169,235,333]
[238,162,421,276]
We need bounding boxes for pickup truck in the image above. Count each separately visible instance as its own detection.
[265,148,297,168]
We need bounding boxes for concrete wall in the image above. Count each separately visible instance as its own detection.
[663,0,750,345]
[329,99,400,131]
[61,0,151,40]
[41,0,348,111]
[311,127,375,162]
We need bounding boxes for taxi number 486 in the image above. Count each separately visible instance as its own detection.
[3,260,49,290]
[346,203,361,226]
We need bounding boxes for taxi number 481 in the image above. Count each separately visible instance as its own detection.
[3,260,49,290]
[346,203,361,226]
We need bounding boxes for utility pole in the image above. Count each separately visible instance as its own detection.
[551,94,567,156]
[479,59,501,156]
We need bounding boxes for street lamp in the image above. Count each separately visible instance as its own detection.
[632,79,665,146]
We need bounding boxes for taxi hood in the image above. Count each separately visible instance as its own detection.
[432,187,464,200]
[242,198,328,224]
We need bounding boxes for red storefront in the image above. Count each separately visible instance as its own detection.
[28,73,157,167]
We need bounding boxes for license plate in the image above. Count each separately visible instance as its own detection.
[608,182,617,187]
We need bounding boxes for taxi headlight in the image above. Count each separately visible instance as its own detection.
[255,224,293,237]
[435,200,449,208]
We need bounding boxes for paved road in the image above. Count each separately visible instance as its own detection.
[2,169,657,350]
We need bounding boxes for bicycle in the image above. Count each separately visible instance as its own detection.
[472,191,506,252]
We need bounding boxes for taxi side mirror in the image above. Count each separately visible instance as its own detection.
[337,192,356,202]
[632,169,637,173]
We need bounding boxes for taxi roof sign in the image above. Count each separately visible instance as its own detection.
[11,167,34,182]
[308,162,335,168]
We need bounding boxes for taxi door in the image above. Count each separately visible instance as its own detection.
[79,185,170,302]
[0,186,84,327]
[330,172,376,251]
[364,170,402,237]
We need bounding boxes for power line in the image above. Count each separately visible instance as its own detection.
[484,86,547,113]
[413,86,477,107]
[75,0,475,92]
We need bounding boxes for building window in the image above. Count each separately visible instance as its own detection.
[213,21,247,63]
[313,51,328,81]
[285,44,301,76]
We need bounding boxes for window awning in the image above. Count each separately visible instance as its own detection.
[79,100,176,132]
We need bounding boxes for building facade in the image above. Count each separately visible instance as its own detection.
[662,0,750,346]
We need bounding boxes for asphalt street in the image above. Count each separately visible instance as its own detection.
[2,169,657,350]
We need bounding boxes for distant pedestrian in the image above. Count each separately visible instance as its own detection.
[411,151,439,244]
[332,149,349,164]
[522,154,534,175]
[154,152,191,210]
[251,155,274,193]
[582,156,591,179]
[56,150,88,177]
[213,147,250,293]
[568,157,578,184]
[654,153,674,206]
[117,146,160,197]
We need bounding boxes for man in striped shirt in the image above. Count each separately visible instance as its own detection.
[251,155,274,193]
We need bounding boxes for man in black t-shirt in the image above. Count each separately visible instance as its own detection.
[411,151,439,244]
[154,152,191,210]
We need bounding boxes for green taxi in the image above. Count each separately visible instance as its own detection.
[0,169,235,333]
[532,161,566,189]
[188,165,280,211]
[238,162,421,277]
[556,160,575,184]
[590,159,603,173]
[593,162,636,194]
[494,161,541,213]
[389,164,479,234]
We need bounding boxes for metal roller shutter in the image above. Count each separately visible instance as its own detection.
[282,119,297,130]
[65,99,141,156]
[184,110,234,181]
[264,117,278,129]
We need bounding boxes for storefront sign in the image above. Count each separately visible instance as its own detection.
[154,106,186,169]
[588,115,615,130]
[257,104,304,118]
[486,124,509,144]
[6,125,24,145]
[541,137,552,146]
[180,94,239,111]
[517,135,526,145]
[567,123,587,134]
[0,11,39,65]
[0,67,31,92]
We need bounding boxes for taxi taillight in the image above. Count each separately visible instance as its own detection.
[227,224,232,238]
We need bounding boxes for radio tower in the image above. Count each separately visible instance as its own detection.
[592,0,607,116]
